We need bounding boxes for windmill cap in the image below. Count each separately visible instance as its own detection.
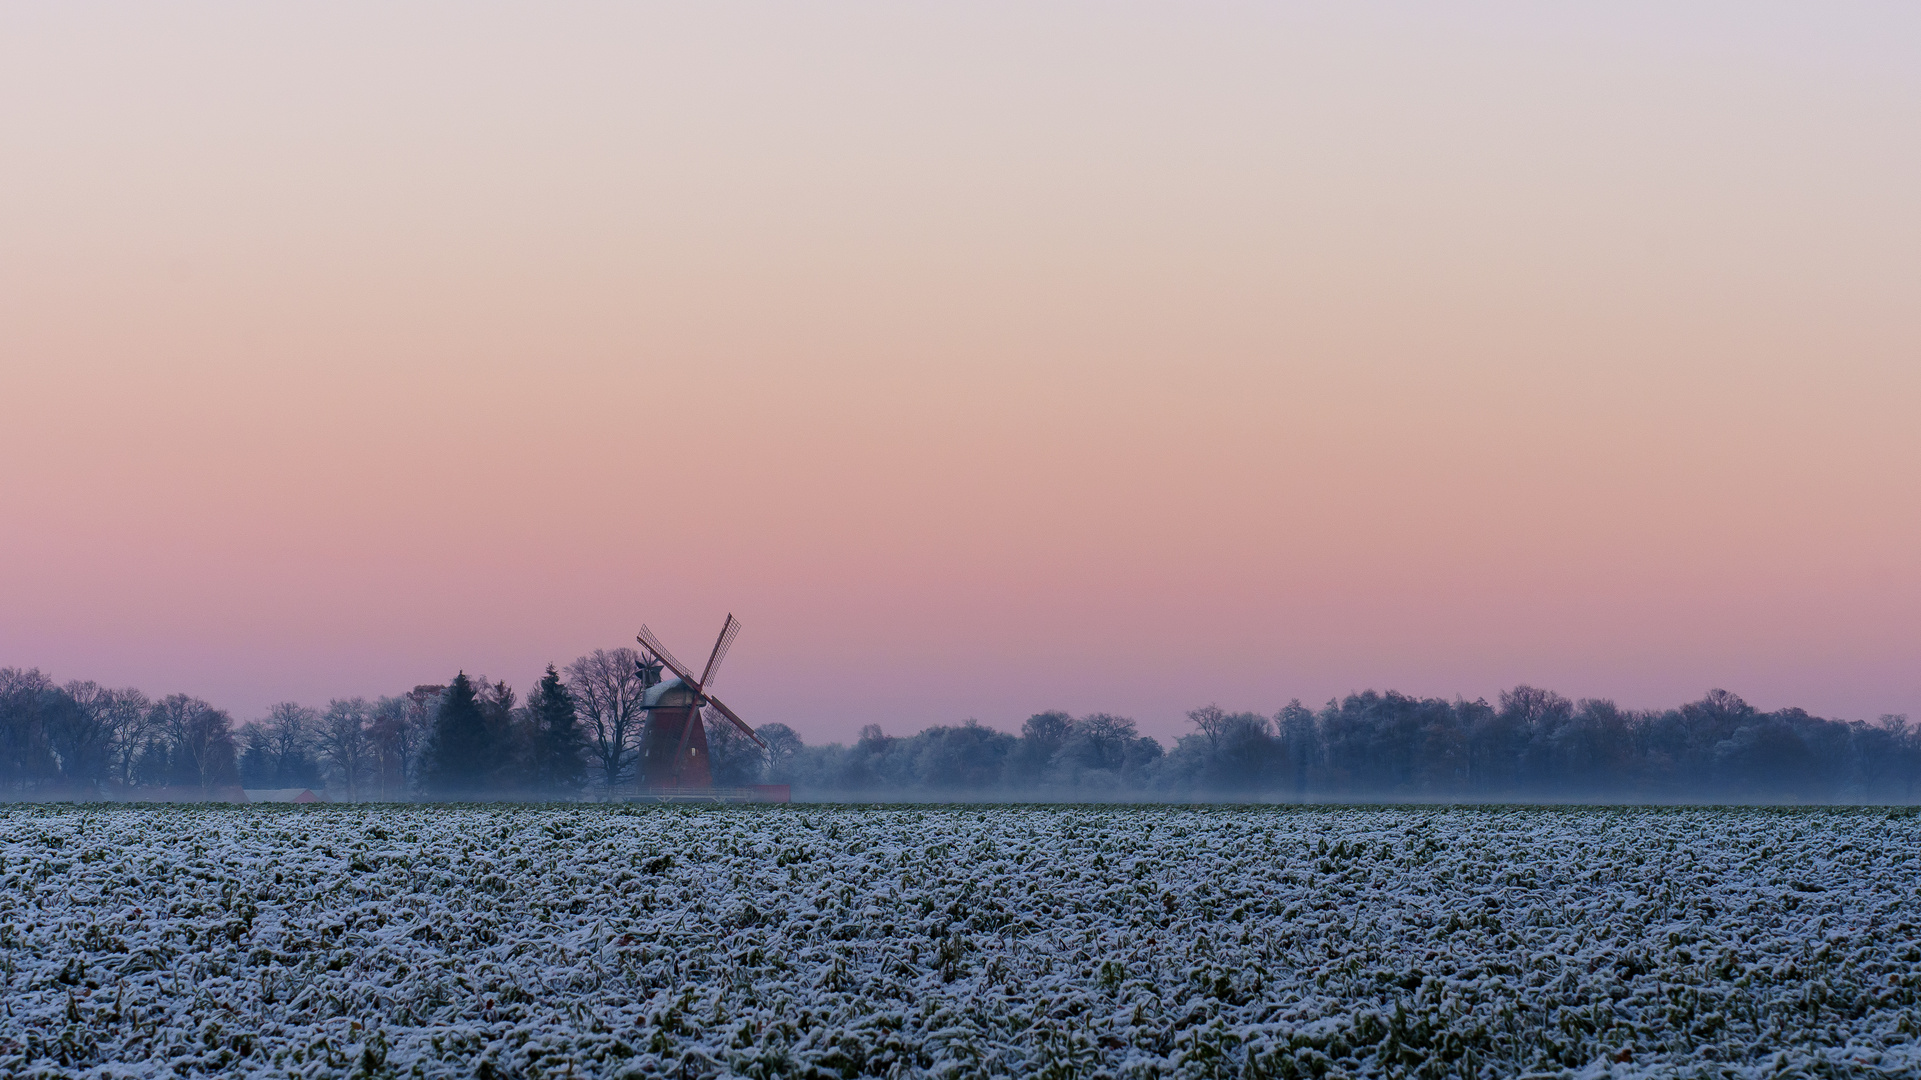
[644,676,699,709]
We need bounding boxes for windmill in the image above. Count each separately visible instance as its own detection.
[633,614,767,794]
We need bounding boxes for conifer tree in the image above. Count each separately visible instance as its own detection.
[425,672,492,798]
[475,678,522,791]
[528,664,588,797]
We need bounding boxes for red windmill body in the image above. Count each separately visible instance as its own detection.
[638,677,715,791]
[633,615,786,801]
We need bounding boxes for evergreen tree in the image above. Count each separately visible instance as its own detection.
[528,665,588,797]
[475,678,523,792]
[425,672,493,798]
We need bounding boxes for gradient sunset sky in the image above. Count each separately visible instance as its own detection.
[3,3,1917,741]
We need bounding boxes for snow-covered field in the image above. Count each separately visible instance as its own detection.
[2,805,1917,1079]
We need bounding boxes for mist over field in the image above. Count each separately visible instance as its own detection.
[4,663,1914,804]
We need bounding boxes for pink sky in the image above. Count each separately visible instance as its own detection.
[3,3,1918,742]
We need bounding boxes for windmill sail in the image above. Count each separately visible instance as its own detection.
[704,695,766,748]
[636,626,700,688]
[699,613,741,690]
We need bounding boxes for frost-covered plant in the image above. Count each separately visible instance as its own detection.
[0,805,1917,1078]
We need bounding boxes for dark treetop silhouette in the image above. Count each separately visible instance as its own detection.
[1,663,1914,802]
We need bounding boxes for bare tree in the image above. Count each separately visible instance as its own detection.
[756,722,805,782]
[1276,699,1318,798]
[0,668,57,793]
[1069,713,1139,772]
[566,648,649,792]
[368,696,416,800]
[53,681,119,793]
[1186,704,1231,752]
[366,685,444,795]
[97,688,153,790]
[148,694,238,794]
[705,707,768,786]
[317,698,374,801]
[263,702,317,769]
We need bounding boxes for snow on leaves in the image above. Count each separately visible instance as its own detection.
[1,805,1918,1078]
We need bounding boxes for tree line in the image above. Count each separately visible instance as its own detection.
[762,687,1918,802]
[3,656,1916,801]
[0,657,623,800]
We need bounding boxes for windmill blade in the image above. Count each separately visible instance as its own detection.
[698,614,741,691]
[703,694,766,749]
[635,626,700,688]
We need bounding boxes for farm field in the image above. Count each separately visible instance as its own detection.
[2,805,1918,1079]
